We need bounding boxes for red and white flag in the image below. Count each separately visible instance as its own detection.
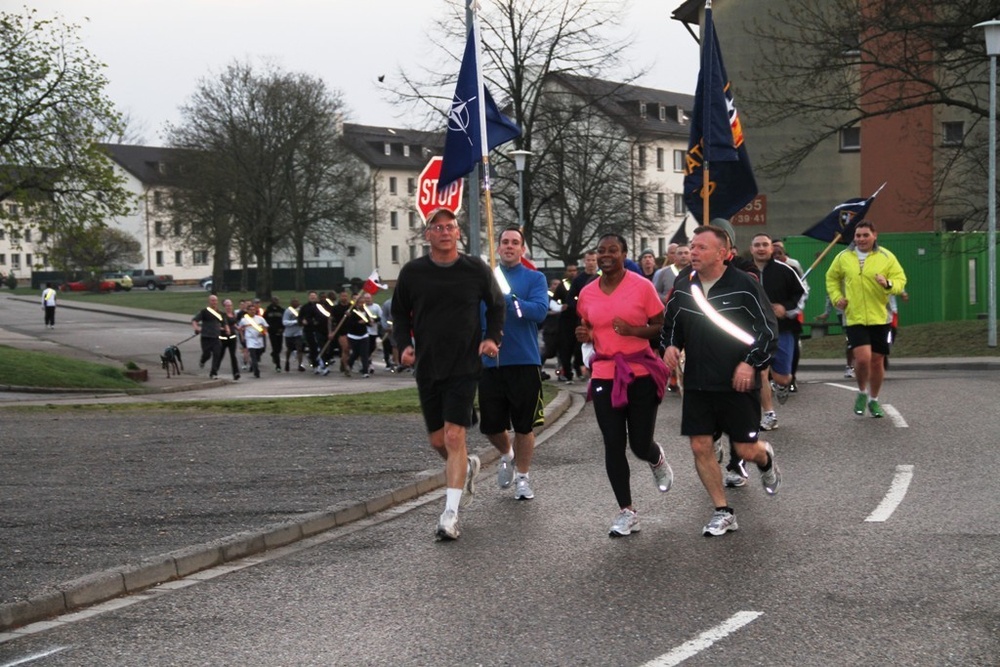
[362,270,387,294]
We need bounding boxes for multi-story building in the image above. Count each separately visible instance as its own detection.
[671,0,982,243]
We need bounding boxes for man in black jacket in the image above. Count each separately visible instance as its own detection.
[662,225,782,538]
[750,233,806,431]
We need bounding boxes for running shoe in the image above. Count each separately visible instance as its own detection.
[649,442,673,493]
[844,365,855,378]
[435,509,459,541]
[760,442,781,495]
[514,475,534,500]
[459,454,481,508]
[724,470,748,488]
[761,411,778,431]
[854,393,867,415]
[609,508,640,537]
[497,456,515,489]
[788,381,797,393]
[703,509,738,537]
[772,381,791,405]
[868,399,885,418]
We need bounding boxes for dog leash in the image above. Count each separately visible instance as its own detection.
[173,332,199,347]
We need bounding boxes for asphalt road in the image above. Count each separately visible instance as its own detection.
[0,295,997,665]
[1,365,997,665]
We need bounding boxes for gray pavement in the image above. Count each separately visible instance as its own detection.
[0,294,997,635]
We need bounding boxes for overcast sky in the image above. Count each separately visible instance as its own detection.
[25,0,700,146]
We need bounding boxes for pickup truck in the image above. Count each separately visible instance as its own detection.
[128,269,174,291]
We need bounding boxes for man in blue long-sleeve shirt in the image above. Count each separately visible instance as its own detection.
[479,226,550,502]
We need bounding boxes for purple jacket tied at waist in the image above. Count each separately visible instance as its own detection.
[587,348,669,408]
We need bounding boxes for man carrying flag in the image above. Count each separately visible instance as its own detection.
[683,0,757,225]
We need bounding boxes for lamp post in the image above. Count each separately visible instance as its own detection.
[510,150,532,229]
[976,19,1000,347]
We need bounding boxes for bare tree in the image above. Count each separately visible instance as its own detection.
[45,226,142,277]
[0,8,133,237]
[743,0,1000,226]
[390,0,645,247]
[168,61,368,296]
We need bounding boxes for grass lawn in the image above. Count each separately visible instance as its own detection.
[0,345,138,390]
[800,319,1000,358]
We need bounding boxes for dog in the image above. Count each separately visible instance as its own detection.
[161,345,183,378]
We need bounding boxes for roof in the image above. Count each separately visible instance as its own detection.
[99,144,189,187]
[340,123,444,170]
[543,72,695,140]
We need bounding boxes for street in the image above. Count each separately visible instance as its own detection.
[0,334,997,665]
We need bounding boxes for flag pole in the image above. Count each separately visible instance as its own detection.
[701,0,712,226]
[470,1,497,269]
[800,233,842,280]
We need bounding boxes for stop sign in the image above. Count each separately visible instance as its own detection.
[415,156,463,222]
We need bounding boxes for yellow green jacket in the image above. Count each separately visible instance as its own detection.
[825,245,907,326]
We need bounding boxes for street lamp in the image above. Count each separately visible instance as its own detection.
[976,19,1000,347]
[510,150,532,229]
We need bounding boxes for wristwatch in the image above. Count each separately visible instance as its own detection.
[885,280,893,289]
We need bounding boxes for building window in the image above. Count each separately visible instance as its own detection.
[409,211,417,228]
[942,121,964,147]
[0,228,4,239]
[390,211,399,229]
[24,229,31,242]
[25,253,31,267]
[638,192,647,214]
[0,254,5,265]
[312,245,321,258]
[7,203,19,216]
[403,145,410,157]
[673,150,685,172]
[174,250,183,266]
[156,251,164,267]
[640,237,649,251]
[657,193,666,216]
[639,101,647,118]
[347,245,357,257]
[658,238,666,256]
[40,230,48,243]
[384,142,391,156]
[391,245,400,264]
[942,217,965,232]
[389,177,397,194]
[659,105,667,121]
[674,193,685,216]
[11,254,20,270]
[153,191,162,207]
[193,250,209,265]
[173,220,182,236]
[637,145,647,170]
[407,177,416,194]
[154,221,163,237]
[840,127,861,152]
[656,148,664,171]
[409,245,417,260]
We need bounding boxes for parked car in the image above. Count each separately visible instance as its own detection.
[128,269,174,291]
[61,279,117,292]
[199,276,213,292]
[101,271,134,291]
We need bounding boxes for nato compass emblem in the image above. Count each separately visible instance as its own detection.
[449,94,477,147]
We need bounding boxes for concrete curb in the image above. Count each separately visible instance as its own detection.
[0,389,573,632]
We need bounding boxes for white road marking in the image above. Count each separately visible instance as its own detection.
[0,646,70,666]
[640,611,763,666]
[825,383,907,426]
[882,404,908,427]
[865,465,914,522]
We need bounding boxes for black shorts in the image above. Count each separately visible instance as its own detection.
[478,365,544,435]
[416,373,479,433]
[682,389,761,443]
[846,324,892,356]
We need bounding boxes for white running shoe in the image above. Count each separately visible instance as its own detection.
[435,509,459,540]
[460,454,481,508]
[649,442,673,493]
[497,456,515,489]
[703,509,738,536]
[609,508,640,537]
[514,475,534,500]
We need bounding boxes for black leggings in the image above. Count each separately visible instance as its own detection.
[591,375,662,509]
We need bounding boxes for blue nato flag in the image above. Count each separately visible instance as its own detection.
[438,28,521,192]
[803,184,886,243]
[682,3,757,223]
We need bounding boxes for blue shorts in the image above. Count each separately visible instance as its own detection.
[771,331,796,376]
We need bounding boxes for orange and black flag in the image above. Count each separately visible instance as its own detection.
[683,0,758,223]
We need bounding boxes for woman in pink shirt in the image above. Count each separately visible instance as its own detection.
[576,233,673,537]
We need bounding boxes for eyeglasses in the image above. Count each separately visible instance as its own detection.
[429,223,459,233]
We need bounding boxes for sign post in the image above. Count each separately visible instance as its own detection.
[416,156,464,222]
